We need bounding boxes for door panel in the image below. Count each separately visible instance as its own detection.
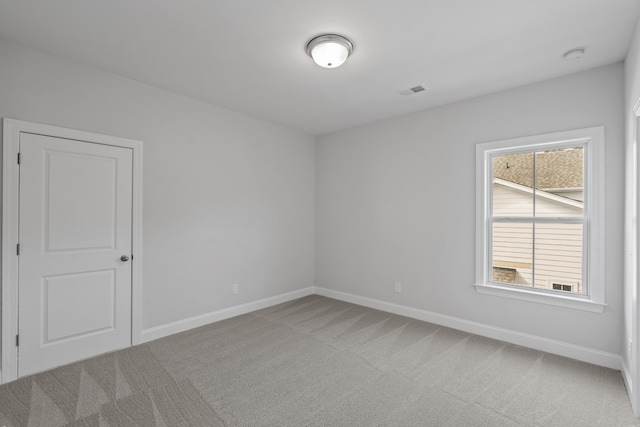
[45,150,118,251]
[44,270,116,343]
[19,132,133,377]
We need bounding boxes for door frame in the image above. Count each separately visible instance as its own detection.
[1,118,143,383]
[628,97,640,415]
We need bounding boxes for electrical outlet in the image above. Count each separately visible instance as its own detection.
[394,282,401,293]
[232,283,239,295]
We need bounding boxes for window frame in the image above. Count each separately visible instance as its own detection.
[474,127,605,313]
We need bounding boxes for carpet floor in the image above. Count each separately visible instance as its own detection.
[0,295,638,426]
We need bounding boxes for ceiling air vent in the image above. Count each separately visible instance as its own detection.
[399,84,428,96]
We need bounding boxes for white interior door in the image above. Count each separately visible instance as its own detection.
[18,132,133,377]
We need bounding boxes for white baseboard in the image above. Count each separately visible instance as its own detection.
[315,287,622,370]
[141,287,315,343]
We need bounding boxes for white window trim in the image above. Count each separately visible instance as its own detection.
[474,127,605,313]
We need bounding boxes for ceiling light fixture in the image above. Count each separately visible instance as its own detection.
[305,34,354,69]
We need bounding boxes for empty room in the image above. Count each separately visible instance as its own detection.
[2,0,640,425]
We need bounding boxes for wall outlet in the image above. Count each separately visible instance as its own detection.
[394,282,402,293]
[232,283,239,295]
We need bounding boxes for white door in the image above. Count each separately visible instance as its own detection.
[18,132,133,377]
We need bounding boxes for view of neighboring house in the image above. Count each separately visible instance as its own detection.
[491,147,584,294]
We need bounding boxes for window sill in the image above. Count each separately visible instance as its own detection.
[473,283,606,313]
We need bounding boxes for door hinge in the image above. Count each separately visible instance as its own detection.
[16,334,19,346]
[17,244,19,255]
[17,152,21,164]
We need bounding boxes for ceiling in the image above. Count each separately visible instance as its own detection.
[0,1,638,136]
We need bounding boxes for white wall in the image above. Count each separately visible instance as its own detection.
[0,38,316,331]
[623,17,640,414]
[316,63,624,355]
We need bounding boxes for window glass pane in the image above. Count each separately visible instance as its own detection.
[492,152,534,217]
[534,147,583,218]
[533,222,583,294]
[492,222,532,286]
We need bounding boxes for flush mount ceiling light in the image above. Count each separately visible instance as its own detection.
[305,34,353,69]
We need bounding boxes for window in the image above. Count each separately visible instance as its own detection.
[474,127,605,312]
[552,283,574,292]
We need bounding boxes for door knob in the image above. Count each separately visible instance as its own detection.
[120,255,130,262]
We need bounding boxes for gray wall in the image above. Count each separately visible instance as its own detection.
[316,63,625,355]
[0,35,628,365]
[0,38,316,330]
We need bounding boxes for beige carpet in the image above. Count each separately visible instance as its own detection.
[0,295,638,426]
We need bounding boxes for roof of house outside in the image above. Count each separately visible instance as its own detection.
[492,147,583,191]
